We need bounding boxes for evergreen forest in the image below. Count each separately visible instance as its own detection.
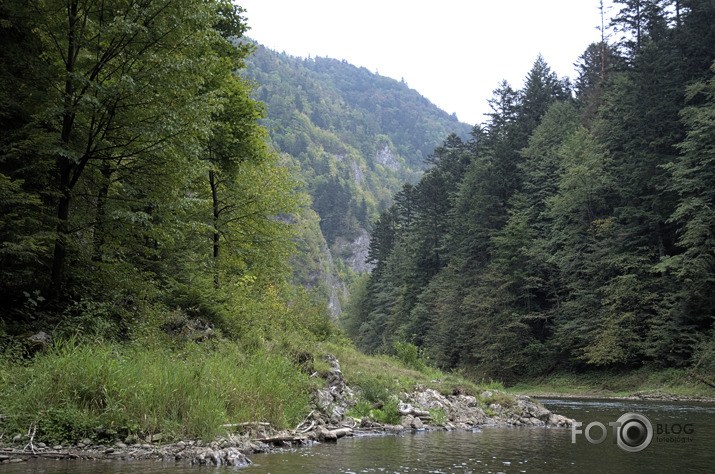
[343,0,715,384]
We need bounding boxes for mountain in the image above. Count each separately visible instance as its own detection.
[240,42,473,314]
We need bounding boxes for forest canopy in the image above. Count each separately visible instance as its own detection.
[343,0,715,381]
[0,0,331,345]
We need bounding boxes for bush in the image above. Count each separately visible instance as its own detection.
[346,399,373,419]
[429,407,446,425]
[371,397,401,425]
[351,372,392,404]
[394,340,429,371]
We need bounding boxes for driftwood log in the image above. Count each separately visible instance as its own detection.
[398,407,431,419]
[254,427,352,445]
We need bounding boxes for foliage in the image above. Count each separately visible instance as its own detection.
[348,4,715,384]
[370,397,402,426]
[0,1,340,444]
[0,0,329,349]
[429,407,447,425]
[394,340,430,371]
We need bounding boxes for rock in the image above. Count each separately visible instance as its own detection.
[411,417,424,429]
[376,144,400,170]
[314,426,338,442]
[548,413,572,427]
[52,445,63,450]
[516,396,553,422]
[315,388,334,411]
[336,229,375,274]
[28,331,51,348]
[401,415,415,429]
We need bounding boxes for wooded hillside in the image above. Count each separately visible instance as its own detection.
[344,0,715,382]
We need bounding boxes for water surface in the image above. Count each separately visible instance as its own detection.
[3,397,714,473]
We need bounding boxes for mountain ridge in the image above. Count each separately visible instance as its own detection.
[240,41,473,314]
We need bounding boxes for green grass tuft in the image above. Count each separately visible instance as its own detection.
[0,339,310,443]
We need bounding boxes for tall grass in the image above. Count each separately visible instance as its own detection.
[0,339,310,443]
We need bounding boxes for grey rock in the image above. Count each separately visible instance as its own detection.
[401,415,415,429]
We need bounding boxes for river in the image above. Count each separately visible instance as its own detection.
[3,397,714,473]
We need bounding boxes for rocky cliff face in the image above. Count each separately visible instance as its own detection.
[375,144,400,170]
[335,229,374,275]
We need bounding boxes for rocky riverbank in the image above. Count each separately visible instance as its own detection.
[0,355,572,467]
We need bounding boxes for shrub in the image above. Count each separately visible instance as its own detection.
[371,397,401,425]
[394,340,429,371]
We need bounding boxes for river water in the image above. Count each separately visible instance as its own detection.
[4,397,714,473]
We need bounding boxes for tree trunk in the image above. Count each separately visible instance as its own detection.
[49,0,79,297]
[50,161,71,296]
[209,168,220,289]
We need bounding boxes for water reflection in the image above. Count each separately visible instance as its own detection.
[3,398,714,473]
[244,397,715,473]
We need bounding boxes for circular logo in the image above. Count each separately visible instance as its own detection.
[615,412,653,452]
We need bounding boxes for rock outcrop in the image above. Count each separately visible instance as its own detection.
[306,356,573,434]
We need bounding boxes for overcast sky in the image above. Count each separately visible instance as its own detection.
[237,0,618,126]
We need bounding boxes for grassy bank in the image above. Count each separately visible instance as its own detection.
[507,367,715,400]
[317,341,517,418]
[0,339,312,444]
[0,336,519,446]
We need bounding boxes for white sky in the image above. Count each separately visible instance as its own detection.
[237,1,617,126]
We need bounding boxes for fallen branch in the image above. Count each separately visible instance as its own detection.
[294,410,315,431]
[22,424,36,454]
[690,371,715,389]
[398,408,430,417]
[330,428,352,439]
[223,421,271,428]
[299,421,315,434]
[254,435,299,444]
